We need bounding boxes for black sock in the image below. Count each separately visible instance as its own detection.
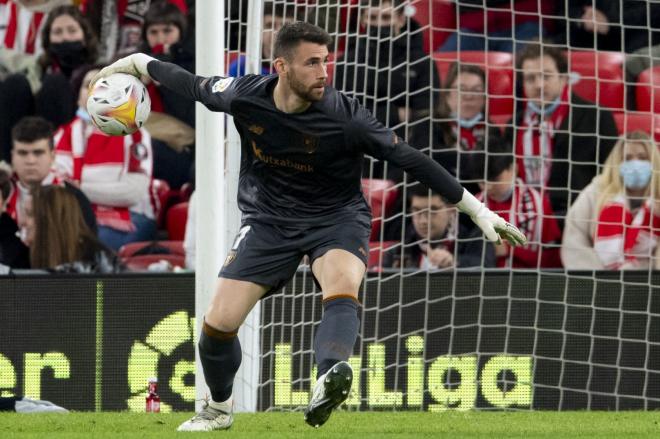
[198,321,242,403]
[314,296,360,378]
[0,396,18,411]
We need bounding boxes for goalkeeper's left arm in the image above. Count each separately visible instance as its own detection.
[348,102,527,247]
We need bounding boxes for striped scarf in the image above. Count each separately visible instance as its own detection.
[516,86,569,187]
[593,194,660,269]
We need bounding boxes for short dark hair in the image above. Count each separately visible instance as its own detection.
[516,43,567,74]
[273,21,333,60]
[142,1,188,42]
[407,182,440,200]
[11,117,55,150]
[470,136,514,181]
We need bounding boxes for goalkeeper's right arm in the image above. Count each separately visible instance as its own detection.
[89,54,236,114]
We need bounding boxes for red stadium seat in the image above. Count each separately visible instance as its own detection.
[151,179,170,228]
[636,66,660,113]
[166,202,189,241]
[368,240,399,272]
[361,179,399,241]
[567,50,625,109]
[118,240,185,259]
[433,51,515,119]
[123,254,186,272]
[409,0,456,53]
[612,111,660,142]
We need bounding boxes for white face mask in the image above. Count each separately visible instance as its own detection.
[16,227,28,244]
[454,112,483,129]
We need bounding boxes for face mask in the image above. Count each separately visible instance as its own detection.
[49,41,87,71]
[456,112,483,129]
[76,107,91,123]
[528,96,561,117]
[368,26,392,39]
[619,160,653,190]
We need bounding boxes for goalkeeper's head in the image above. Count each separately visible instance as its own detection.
[273,21,333,103]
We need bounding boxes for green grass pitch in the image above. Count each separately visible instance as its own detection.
[0,411,658,438]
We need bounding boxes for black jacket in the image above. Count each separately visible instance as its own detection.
[385,216,496,269]
[506,93,618,219]
[0,212,29,269]
[334,20,440,130]
[557,0,660,53]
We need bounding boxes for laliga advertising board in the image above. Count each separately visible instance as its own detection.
[87,73,151,136]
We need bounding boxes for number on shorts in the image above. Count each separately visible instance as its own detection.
[231,225,251,250]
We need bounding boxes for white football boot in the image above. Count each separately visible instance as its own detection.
[304,361,353,428]
[177,398,233,432]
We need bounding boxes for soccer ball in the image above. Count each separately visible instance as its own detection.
[87,73,150,136]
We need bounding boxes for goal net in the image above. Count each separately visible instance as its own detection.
[223,0,660,411]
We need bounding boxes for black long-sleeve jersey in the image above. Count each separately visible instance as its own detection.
[147,61,464,226]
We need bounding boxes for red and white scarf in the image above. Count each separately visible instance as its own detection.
[478,178,543,249]
[6,172,61,224]
[54,117,155,232]
[516,86,570,186]
[0,0,45,55]
[451,121,486,151]
[594,195,660,269]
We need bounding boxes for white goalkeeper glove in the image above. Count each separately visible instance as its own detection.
[456,189,527,246]
[89,53,156,88]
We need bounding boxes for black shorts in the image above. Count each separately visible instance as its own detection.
[219,219,371,295]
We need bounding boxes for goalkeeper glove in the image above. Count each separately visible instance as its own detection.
[456,189,527,246]
[89,53,156,89]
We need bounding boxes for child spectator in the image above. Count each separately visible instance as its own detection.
[473,138,562,268]
[562,131,660,270]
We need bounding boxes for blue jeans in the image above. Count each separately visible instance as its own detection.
[98,212,157,251]
[438,21,543,53]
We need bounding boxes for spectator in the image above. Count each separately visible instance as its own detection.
[386,183,495,269]
[472,137,562,268]
[335,0,440,179]
[82,0,188,62]
[6,116,96,233]
[411,62,502,194]
[0,163,30,269]
[25,185,120,272]
[557,1,660,54]
[54,67,156,251]
[0,4,98,160]
[227,2,293,77]
[562,131,660,270]
[137,1,194,190]
[438,0,554,53]
[507,43,617,221]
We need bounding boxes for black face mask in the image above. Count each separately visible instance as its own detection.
[49,41,87,71]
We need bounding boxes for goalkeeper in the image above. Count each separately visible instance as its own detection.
[92,21,527,432]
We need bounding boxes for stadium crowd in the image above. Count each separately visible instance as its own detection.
[1,0,660,273]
